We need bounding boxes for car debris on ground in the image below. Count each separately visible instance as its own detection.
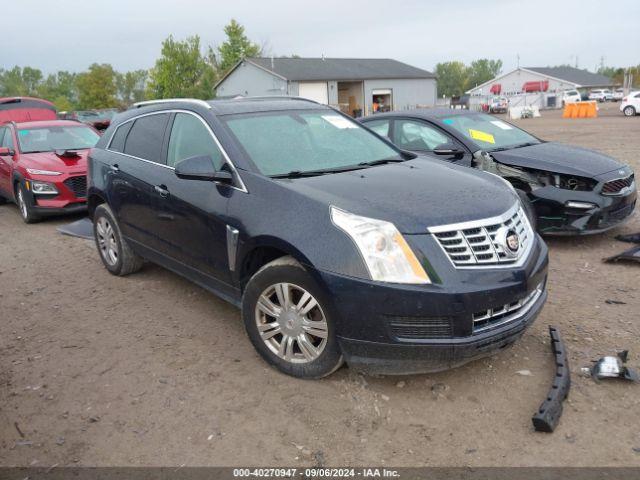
[582,350,640,383]
[604,232,640,265]
[532,326,571,433]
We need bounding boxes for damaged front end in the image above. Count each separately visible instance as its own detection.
[473,151,637,235]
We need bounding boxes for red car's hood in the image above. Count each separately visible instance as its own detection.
[20,149,89,174]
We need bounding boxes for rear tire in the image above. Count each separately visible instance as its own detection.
[623,106,636,117]
[16,183,40,224]
[242,256,344,379]
[516,189,538,231]
[93,204,143,276]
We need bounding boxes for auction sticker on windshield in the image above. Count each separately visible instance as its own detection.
[469,129,495,144]
[490,120,513,130]
[322,115,358,129]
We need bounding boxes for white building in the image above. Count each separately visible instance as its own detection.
[466,66,613,109]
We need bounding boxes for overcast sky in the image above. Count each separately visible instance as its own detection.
[2,0,638,74]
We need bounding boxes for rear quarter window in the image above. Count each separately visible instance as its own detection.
[123,113,170,163]
[109,122,133,153]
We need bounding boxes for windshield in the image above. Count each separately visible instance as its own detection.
[223,110,400,176]
[440,113,540,151]
[18,125,100,153]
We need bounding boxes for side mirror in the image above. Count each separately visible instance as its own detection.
[433,143,464,159]
[174,155,233,183]
[0,147,15,157]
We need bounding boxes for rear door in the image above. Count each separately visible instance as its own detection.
[107,112,171,250]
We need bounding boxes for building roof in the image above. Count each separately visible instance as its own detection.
[525,66,612,87]
[233,57,436,82]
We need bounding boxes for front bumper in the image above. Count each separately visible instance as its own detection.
[531,184,637,235]
[316,236,548,375]
[22,175,87,216]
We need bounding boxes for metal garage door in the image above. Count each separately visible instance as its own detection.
[298,82,329,104]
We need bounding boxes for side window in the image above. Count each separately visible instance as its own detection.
[635,93,640,99]
[123,113,170,163]
[365,119,391,139]
[395,119,452,151]
[109,121,133,153]
[1,128,15,149]
[167,113,224,169]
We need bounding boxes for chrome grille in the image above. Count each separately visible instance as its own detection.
[602,174,634,195]
[430,204,533,268]
[473,282,544,332]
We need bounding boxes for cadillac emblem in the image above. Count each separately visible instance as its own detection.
[497,226,520,258]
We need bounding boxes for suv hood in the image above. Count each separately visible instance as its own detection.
[281,158,518,234]
[20,150,88,174]
[491,142,623,177]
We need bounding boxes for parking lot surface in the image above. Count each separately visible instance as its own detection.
[1,103,639,467]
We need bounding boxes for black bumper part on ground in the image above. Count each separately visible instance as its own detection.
[532,326,571,433]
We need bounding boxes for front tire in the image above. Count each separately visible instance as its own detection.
[16,183,40,224]
[623,106,636,117]
[242,256,343,379]
[516,189,538,231]
[93,204,143,276]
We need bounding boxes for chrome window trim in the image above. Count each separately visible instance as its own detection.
[428,203,535,270]
[106,109,248,193]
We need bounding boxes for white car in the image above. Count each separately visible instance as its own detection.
[612,88,625,101]
[620,91,640,116]
[562,90,582,105]
[588,89,613,102]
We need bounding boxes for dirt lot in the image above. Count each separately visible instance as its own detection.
[1,103,639,468]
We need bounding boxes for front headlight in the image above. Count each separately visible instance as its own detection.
[331,207,430,284]
[30,180,58,195]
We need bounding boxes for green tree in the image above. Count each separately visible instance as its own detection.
[467,59,503,89]
[434,61,469,97]
[0,66,43,96]
[147,35,216,99]
[116,69,148,106]
[37,71,78,108]
[217,19,261,73]
[76,63,118,109]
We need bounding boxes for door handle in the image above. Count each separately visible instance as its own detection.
[154,184,169,198]
[110,164,120,173]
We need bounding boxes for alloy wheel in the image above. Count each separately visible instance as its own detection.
[255,282,328,364]
[96,217,119,266]
[624,106,635,117]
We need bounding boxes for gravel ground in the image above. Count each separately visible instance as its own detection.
[1,103,639,468]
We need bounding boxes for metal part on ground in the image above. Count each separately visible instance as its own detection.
[532,326,571,433]
[584,350,640,383]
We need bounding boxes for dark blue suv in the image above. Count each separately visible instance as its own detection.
[87,97,548,378]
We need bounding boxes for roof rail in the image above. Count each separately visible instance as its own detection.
[133,98,212,109]
[225,95,320,105]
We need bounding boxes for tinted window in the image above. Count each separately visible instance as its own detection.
[395,119,451,151]
[167,113,223,169]
[365,119,391,139]
[0,128,6,147]
[109,121,133,153]
[224,110,399,176]
[124,113,170,163]
[635,93,640,98]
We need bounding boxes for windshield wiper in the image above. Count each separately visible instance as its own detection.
[269,163,379,179]
[358,157,406,167]
[489,141,540,153]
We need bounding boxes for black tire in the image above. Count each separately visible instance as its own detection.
[516,189,538,231]
[93,203,143,276]
[15,182,40,224]
[623,106,636,117]
[242,256,344,379]
[0,194,6,205]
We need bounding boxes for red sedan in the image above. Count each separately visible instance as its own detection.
[0,120,99,223]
